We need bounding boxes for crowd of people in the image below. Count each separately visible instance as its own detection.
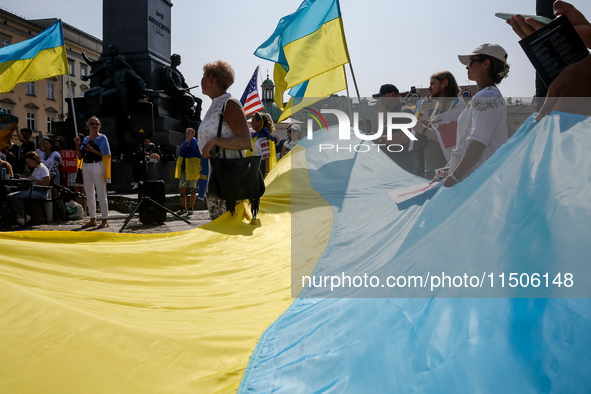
[1,116,111,228]
[2,1,589,225]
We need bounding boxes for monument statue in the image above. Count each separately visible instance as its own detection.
[163,54,202,121]
[82,45,147,117]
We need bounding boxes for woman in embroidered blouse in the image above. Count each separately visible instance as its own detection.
[444,43,510,188]
[197,60,251,220]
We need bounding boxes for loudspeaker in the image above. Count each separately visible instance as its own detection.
[130,101,154,139]
[138,180,166,224]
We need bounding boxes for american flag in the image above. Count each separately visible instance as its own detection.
[240,66,265,117]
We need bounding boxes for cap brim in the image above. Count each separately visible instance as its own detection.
[458,53,476,65]
[372,93,382,98]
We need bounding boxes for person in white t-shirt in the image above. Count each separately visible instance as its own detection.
[444,43,510,187]
[6,151,50,226]
[281,124,302,158]
[35,136,61,186]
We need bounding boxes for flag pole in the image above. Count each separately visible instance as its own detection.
[345,68,353,120]
[336,4,368,131]
[66,70,79,137]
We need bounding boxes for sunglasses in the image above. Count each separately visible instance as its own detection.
[467,57,484,67]
[89,122,101,126]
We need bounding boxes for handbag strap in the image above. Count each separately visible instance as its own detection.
[214,101,244,160]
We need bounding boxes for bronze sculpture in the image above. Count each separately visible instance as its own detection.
[81,45,147,117]
[163,54,202,121]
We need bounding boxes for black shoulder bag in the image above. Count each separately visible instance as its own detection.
[208,104,266,218]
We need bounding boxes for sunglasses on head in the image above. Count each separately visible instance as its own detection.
[89,122,101,126]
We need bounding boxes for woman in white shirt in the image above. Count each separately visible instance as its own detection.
[444,43,510,187]
[281,124,302,158]
[197,60,251,220]
[7,151,50,226]
[35,137,61,185]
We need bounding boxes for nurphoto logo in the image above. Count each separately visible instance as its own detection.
[304,108,418,153]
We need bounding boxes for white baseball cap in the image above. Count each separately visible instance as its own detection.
[288,124,301,132]
[458,43,508,65]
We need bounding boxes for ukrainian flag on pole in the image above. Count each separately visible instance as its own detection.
[0,20,68,93]
[254,0,349,121]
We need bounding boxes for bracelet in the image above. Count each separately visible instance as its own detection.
[450,173,459,182]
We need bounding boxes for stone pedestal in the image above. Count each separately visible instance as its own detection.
[103,0,173,89]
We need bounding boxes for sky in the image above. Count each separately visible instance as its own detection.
[4,0,591,113]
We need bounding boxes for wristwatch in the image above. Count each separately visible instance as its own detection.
[450,173,459,182]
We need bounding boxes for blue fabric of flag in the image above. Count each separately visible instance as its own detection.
[238,111,591,393]
[0,21,64,62]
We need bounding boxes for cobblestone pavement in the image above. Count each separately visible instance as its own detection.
[1,210,212,234]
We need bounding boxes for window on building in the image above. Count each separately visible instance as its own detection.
[0,37,10,47]
[27,112,37,131]
[47,116,54,133]
[66,81,76,97]
[0,107,13,115]
[81,64,87,77]
[47,83,55,100]
[69,61,75,76]
[462,91,471,98]
[26,82,36,96]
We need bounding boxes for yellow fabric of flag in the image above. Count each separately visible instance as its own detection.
[0,145,333,393]
[278,66,347,122]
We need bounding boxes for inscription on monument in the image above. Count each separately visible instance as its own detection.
[149,14,170,34]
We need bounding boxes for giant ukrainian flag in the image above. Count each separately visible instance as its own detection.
[1,112,591,392]
[254,0,349,115]
[0,20,68,93]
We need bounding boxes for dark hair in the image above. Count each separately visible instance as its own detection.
[481,55,510,84]
[54,136,67,150]
[430,71,460,97]
[42,137,56,151]
[20,128,32,134]
[24,151,41,164]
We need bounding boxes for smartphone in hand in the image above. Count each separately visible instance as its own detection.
[495,12,553,25]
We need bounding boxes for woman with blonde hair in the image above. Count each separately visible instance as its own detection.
[198,60,252,220]
[74,116,111,228]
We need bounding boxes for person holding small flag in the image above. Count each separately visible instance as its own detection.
[175,128,202,215]
[249,112,277,177]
